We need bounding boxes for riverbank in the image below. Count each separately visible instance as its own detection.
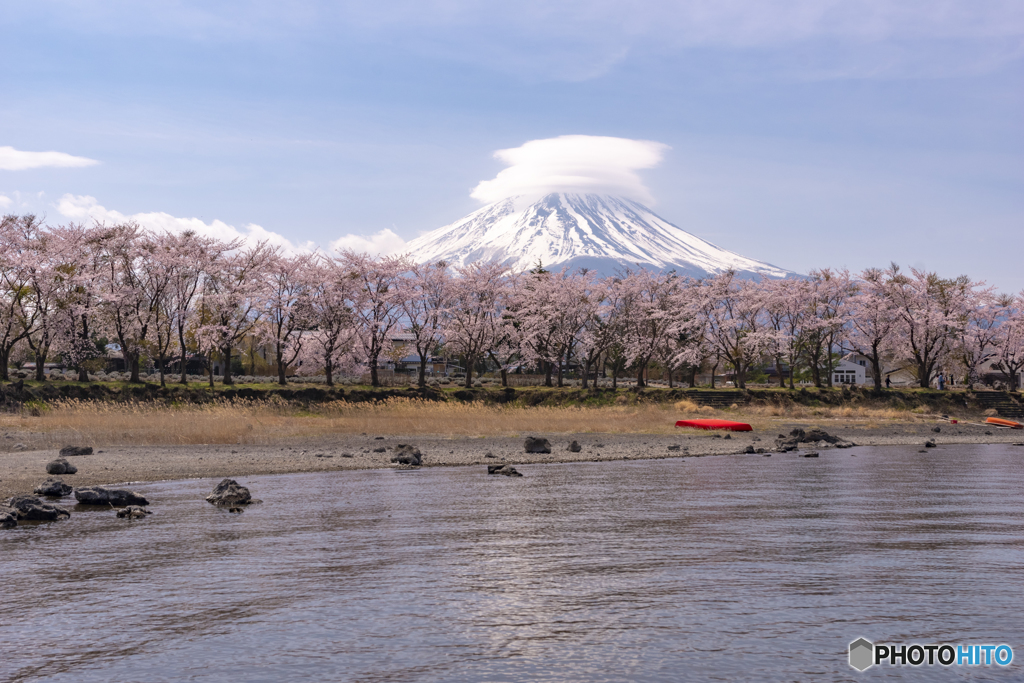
[3,420,1022,500]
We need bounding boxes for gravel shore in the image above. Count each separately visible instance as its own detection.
[3,421,1023,500]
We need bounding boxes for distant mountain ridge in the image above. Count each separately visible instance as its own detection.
[404,193,792,278]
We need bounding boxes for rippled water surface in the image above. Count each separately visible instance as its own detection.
[3,445,1024,682]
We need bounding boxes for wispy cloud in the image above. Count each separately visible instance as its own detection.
[329,229,407,257]
[0,146,99,171]
[471,135,668,204]
[56,194,315,253]
[0,194,11,209]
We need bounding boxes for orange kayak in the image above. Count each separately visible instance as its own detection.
[985,417,1023,429]
[675,419,752,432]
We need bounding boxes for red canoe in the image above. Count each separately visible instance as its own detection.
[985,417,1023,429]
[675,419,752,432]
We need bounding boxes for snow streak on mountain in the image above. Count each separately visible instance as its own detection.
[404,193,791,278]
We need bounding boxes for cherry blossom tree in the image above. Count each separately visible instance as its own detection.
[445,261,507,388]
[954,287,1001,387]
[261,251,314,385]
[991,293,1024,391]
[846,268,899,391]
[342,251,409,387]
[697,271,770,388]
[400,260,454,388]
[198,242,275,386]
[295,255,361,386]
[0,215,38,381]
[886,264,975,389]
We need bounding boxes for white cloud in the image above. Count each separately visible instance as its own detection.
[329,229,407,257]
[0,146,99,171]
[470,135,669,204]
[0,194,11,209]
[55,194,316,253]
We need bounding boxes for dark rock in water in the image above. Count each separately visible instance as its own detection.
[931,426,941,433]
[116,505,151,519]
[372,447,386,453]
[206,479,255,507]
[45,458,77,475]
[763,453,772,457]
[7,495,70,521]
[488,464,523,477]
[744,446,755,454]
[34,478,73,497]
[924,440,937,448]
[524,437,551,454]
[75,486,149,507]
[59,445,93,457]
[567,440,582,453]
[390,444,423,466]
[835,441,855,449]
[667,445,681,451]
[1,507,17,528]
[802,452,820,458]
[779,444,797,453]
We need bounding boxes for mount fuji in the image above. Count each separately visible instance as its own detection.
[404,193,791,279]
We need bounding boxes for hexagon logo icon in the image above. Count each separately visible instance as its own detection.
[849,638,874,671]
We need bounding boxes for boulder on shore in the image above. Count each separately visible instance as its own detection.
[59,445,93,457]
[567,440,582,453]
[1,507,19,528]
[74,486,149,507]
[116,505,151,519]
[46,458,78,475]
[524,437,551,454]
[34,478,73,497]
[206,479,257,507]
[6,495,71,522]
[774,428,854,452]
[488,464,523,477]
[390,444,423,466]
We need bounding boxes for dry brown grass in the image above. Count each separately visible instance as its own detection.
[3,398,714,446]
[0,396,935,448]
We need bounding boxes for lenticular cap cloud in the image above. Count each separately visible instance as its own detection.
[470,135,669,205]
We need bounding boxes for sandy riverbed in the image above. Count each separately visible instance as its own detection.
[3,421,1023,500]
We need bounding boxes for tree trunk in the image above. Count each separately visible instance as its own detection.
[688,365,697,388]
[918,360,931,389]
[636,363,646,388]
[611,368,618,390]
[34,351,46,381]
[418,354,427,388]
[276,342,287,386]
[130,355,141,383]
[582,359,590,389]
[499,367,508,387]
[464,356,474,388]
[369,354,380,387]
[667,367,674,388]
[178,327,188,384]
[325,358,334,387]
[544,361,553,387]
[556,356,564,388]
[158,353,166,388]
[710,359,718,388]
[776,355,785,387]
[222,346,233,385]
[0,348,9,381]
[208,351,215,388]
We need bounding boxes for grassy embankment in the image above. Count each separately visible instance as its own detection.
[1,378,1011,448]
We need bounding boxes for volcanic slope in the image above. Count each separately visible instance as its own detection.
[404,193,792,278]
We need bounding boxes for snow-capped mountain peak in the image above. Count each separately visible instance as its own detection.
[403,193,790,278]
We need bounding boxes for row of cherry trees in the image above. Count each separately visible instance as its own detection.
[2,215,1023,390]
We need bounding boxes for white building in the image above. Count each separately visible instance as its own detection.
[832,358,868,385]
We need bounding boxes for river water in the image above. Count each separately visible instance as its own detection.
[3,445,1023,682]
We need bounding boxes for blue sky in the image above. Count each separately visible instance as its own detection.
[2,1,1022,291]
